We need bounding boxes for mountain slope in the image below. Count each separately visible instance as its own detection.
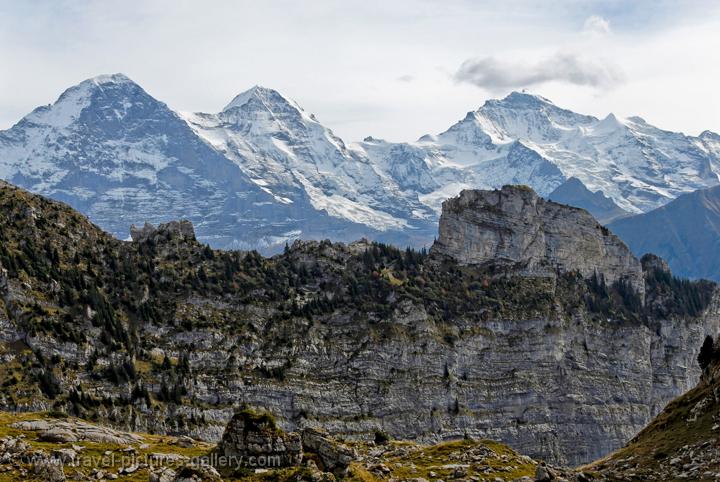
[589,336,720,481]
[182,85,433,234]
[609,185,720,281]
[549,177,630,224]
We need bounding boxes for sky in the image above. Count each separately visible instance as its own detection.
[1,0,719,142]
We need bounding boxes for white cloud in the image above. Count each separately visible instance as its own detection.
[0,1,719,141]
[583,15,611,36]
[454,53,623,91]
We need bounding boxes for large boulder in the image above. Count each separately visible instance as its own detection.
[33,452,65,482]
[535,462,556,481]
[173,462,222,481]
[301,428,356,478]
[217,409,302,471]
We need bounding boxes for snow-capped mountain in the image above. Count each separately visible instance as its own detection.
[354,91,720,216]
[0,74,433,250]
[1,75,719,251]
[182,86,433,232]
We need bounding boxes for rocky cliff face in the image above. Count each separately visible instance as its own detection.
[433,186,645,296]
[590,335,720,480]
[0,181,718,467]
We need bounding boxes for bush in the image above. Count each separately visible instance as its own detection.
[374,430,391,445]
[44,410,68,419]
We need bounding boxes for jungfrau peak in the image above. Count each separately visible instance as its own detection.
[356,90,720,217]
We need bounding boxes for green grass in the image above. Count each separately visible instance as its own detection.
[0,411,212,482]
[374,439,535,481]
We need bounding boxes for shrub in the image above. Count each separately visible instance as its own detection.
[374,430,391,445]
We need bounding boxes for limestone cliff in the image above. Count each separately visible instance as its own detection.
[590,336,720,480]
[0,180,718,467]
[432,186,644,296]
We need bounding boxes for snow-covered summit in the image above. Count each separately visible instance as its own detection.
[18,73,141,129]
[223,85,301,113]
[484,90,556,108]
[357,90,720,215]
[87,72,135,85]
[2,77,720,252]
[184,85,432,234]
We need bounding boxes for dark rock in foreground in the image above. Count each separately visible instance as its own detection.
[218,409,302,470]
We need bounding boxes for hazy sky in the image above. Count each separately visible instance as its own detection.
[1,0,719,142]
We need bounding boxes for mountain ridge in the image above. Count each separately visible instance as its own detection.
[548,177,630,224]
[0,179,717,466]
[609,184,720,281]
[2,73,720,252]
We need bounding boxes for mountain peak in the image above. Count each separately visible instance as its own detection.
[20,73,145,128]
[700,130,720,140]
[484,91,555,109]
[594,112,626,133]
[222,85,296,112]
[84,73,135,87]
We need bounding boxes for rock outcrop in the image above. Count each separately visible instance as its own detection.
[130,220,196,243]
[12,419,143,445]
[301,428,356,477]
[217,410,302,470]
[432,186,644,296]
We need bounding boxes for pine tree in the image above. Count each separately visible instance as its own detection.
[698,335,715,370]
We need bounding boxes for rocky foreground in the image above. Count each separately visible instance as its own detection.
[0,409,594,482]
[3,345,720,482]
